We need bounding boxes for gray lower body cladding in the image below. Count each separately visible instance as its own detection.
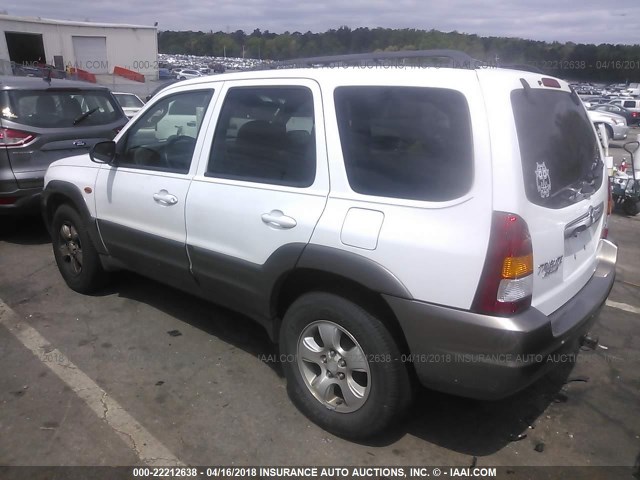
[386,239,617,400]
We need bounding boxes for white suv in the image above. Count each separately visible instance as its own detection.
[42,51,618,439]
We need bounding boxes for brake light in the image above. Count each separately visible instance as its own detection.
[0,127,36,147]
[472,212,534,316]
[0,196,18,205]
[541,78,561,88]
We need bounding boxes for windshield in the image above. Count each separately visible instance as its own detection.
[512,89,603,209]
[1,89,122,128]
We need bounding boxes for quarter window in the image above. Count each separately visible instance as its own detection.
[334,86,473,201]
[207,86,316,187]
[118,90,213,174]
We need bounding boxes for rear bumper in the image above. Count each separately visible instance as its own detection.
[0,179,42,215]
[386,239,618,400]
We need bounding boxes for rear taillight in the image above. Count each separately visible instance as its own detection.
[0,127,36,147]
[471,212,534,316]
[0,196,18,205]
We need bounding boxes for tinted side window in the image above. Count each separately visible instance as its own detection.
[207,87,316,187]
[118,90,213,174]
[512,89,603,209]
[623,101,635,108]
[334,87,473,201]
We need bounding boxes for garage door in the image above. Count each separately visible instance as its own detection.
[72,36,108,74]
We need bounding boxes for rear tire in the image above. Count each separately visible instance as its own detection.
[279,292,412,439]
[51,204,109,293]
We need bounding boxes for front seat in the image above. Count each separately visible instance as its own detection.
[34,95,57,125]
[61,97,83,122]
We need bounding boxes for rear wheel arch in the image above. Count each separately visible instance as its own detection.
[273,268,412,361]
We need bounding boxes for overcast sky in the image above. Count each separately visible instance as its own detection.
[5,0,640,45]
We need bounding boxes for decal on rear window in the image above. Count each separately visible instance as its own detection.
[535,162,551,198]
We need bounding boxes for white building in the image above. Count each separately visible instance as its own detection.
[0,15,158,79]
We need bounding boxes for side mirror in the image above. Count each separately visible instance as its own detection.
[90,141,116,164]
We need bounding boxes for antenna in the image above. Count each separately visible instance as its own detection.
[43,66,52,84]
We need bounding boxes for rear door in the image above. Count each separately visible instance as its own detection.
[479,71,607,318]
[1,88,124,189]
[185,79,329,320]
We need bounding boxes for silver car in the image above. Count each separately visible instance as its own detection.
[0,76,127,215]
[587,109,629,140]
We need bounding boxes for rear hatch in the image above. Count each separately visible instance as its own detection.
[0,88,125,188]
[479,71,607,320]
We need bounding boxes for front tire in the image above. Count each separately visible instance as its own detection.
[51,204,108,293]
[279,292,412,439]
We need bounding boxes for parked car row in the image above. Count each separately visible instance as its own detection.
[590,103,640,126]
[159,52,265,73]
[571,82,638,98]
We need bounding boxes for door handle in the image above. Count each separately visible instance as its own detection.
[153,190,179,206]
[261,210,297,229]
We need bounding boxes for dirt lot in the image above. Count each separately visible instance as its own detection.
[1,166,639,476]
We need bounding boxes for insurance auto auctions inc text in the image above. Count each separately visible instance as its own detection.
[254,466,497,477]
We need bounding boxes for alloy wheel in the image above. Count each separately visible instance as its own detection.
[297,320,371,413]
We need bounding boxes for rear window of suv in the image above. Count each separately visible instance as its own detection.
[0,89,122,128]
[512,89,603,209]
[334,86,473,201]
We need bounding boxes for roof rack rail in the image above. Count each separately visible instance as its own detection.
[501,64,545,74]
[252,49,492,70]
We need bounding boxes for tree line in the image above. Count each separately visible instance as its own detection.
[158,27,640,82]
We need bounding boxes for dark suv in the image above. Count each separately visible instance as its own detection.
[0,76,127,215]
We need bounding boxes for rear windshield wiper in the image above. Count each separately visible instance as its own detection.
[550,176,599,203]
[73,107,99,125]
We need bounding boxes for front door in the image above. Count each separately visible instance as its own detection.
[94,88,215,290]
